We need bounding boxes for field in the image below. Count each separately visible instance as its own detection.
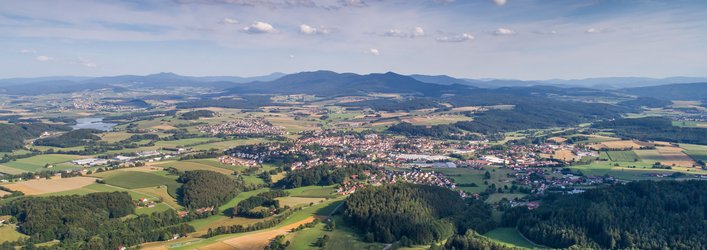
[190,138,272,151]
[634,147,697,167]
[154,160,235,175]
[552,149,578,161]
[287,185,337,198]
[276,197,326,208]
[484,227,541,249]
[98,171,180,196]
[1,176,97,195]
[0,225,27,243]
[134,185,182,209]
[588,140,645,150]
[401,115,472,126]
[681,143,707,162]
[603,150,640,162]
[0,154,84,173]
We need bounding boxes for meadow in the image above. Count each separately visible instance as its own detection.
[602,150,640,162]
[484,227,542,249]
[0,154,83,172]
[99,171,180,197]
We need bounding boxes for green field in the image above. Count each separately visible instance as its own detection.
[101,171,180,196]
[603,150,640,162]
[484,227,540,249]
[681,143,707,162]
[135,203,172,215]
[287,185,337,198]
[288,215,386,250]
[190,138,273,151]
[0,154,83,172]
[0,225,28,243]
[155,160,236,175]
[154,138,220,148]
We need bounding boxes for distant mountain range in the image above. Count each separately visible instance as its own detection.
[0,71,705,99]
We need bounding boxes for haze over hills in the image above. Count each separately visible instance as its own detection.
[1,71,706,99]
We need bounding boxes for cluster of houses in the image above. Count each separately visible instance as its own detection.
[336,168,462,197]
[197,119,285,136]
[218,155,259,168]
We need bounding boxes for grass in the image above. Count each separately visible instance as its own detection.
[0,225,28,243]
[287,185,337,198]
[135,203,173,215]
[484,227,540,249]
[0,154,83,172]
[154,137,219,148]
[190,138,273,151]
[604,150,640,162]
[134,185,182,209]
[40,183,156,201]
[681,143,707,162]
[101,171,180,196]
[154,160,235,175]
[288,215,386,250]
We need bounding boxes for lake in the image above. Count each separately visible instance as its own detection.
[71,117,116,131]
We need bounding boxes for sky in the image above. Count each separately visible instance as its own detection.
[1,0,707,80]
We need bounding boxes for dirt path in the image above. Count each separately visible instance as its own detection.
[199,216,317,250]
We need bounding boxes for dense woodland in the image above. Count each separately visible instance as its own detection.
[276,164,376,188]
[0,192,195,249]
[33,129,102,148]
[616,97,672,109]
[339,98,442,112]
[593,117,707,144]
[504,180,707,249]
[231,190,288,218]
[0,123,70,151]
[177,170,243,209]
[344,184,496,245]
[180,110,215,120]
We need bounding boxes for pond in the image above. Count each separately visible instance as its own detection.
[71,117,116,131]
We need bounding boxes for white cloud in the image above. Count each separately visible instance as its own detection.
[299,24,334,35]
[383,27,425,38]
[220,18,239,24]
[585,27,610,34]
[76,57,97,68]
[494,28,516,35]
[20,49,36,54]
[365,48,380,56]
[492,0,507,6]
[413,26,425,37]
[436,33,474,42]
[288,54,295,59]
[342,0,366,7]
[242,21,277,34]
[35,55,52,62]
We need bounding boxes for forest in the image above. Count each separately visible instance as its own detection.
[33,129,102,148]
[593,117,707,144]
[177,170,243,209]
[180,110,215,120]
[0,192,195,249]
[504,180,707,249]
[339,98,442,112]
[0,123,70,151]
[231,190,288,218]
[276,164,376,188]
[343,184,496,245]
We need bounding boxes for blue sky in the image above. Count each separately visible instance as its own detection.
[1,0,706,79]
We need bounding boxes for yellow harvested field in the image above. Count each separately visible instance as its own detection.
[0,165,26,175]
[200,216,317,250]
[90,166,163,178]
[402,115,472,126]
[275,197,325,208]
[656,147,697,167]
[1,176,96,195]
[589,140,645,150]
[547,137,567,143]
[0,190,11,197]
[150,125,177,130]
[451,106,481,112]
[553,149,578,161]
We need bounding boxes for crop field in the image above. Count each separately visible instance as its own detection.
[0,154,84,172]
[2,176,97,195]
[276,197,325,208]
[154,137,219,148]
[484,227,541,249]
[0,190,10,197]
[635,147,697,167]
[100,171,180,196]
[135,203,173,215]
[99,131,133,142]
[681,143,707,162]
[431,167,516,194]
[154,160,235,175]
[604,150,640,162]
[190,138,272,151]
[553,149,578,161]
[588,140,645,150]
[402,115,472,126]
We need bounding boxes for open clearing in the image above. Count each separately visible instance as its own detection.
[484,227,541,249]
[552,149,578,161]
[635,147,697,167]
[99,171,180,196]
[1,176,96,195]
[276,197,325,208]
[0,190,11,197]
[134,185,182,209]
[0,225,28,243]
[402,115,472,126]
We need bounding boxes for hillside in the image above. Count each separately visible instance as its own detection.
[621,82,707,100]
